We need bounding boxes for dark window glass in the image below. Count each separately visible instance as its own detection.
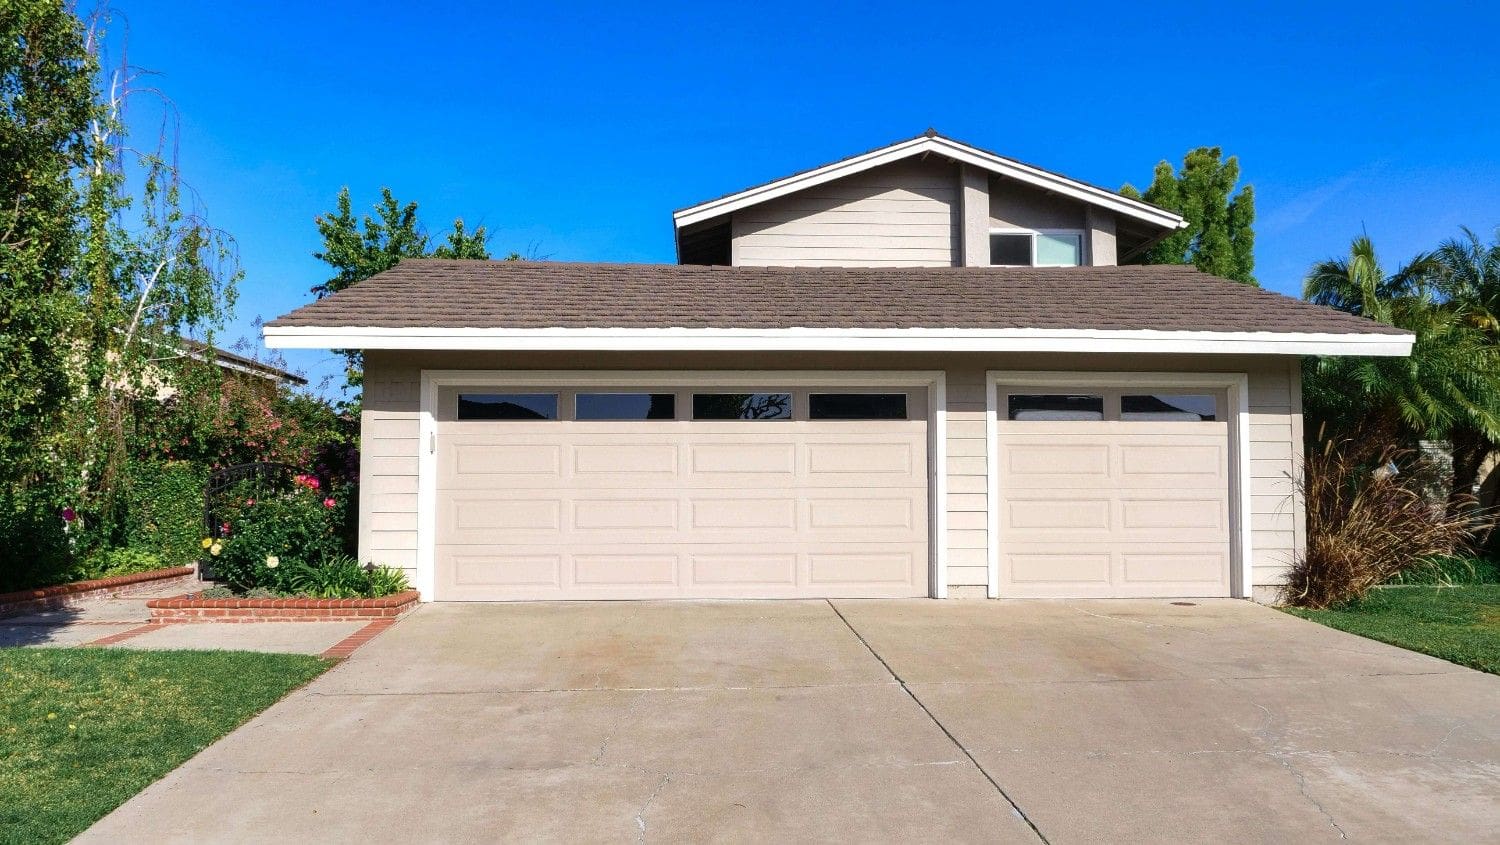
[576,393,676,420]
[1007,394,1103,421]
[809,393,908,420]
[990,233,1032,266]
[1121,394,1217,421]
[693,393,793,420]
[457,393,557,420]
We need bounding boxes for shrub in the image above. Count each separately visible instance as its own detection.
[121,461,204,567]
[283,555,370,599]
[82,548,164,579]
[207,475,342,591]
[365,565,410,597]
[1285,438,1474,608]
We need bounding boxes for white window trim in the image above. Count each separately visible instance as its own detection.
[417,370,949,601]
[988,227,1087,267]
[984,370,1253,600]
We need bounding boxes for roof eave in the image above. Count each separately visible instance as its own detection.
[672,135,1187,233]
[263,326,1411,358]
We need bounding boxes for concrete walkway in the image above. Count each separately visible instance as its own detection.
[0,583,366,655]
[80,599,1500,843]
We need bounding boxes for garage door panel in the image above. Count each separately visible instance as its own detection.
[1005,442,1111,477]
[1005,550,1112,584]
[573,554,679,586]
[690,553,798,586]
[1120,546,1228,585]
[808,549,920,585]
[1119,443,1223,478]
[451,497,563,532]
[572,498,679,531]
[690,442,796,476]
[1003,496,1112,531]
[1119,497,1226,532]
[573,443,680,477]
[690,497,798,530]
[442,553,563,592]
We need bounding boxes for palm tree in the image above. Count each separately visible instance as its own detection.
[1303,236,1500,507]
[1432,227,1500,333]
[1427,227,1500,509]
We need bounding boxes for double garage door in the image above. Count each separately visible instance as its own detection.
[434,385,930,600]
[430,379,1233,601]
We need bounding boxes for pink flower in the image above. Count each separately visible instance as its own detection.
[245,498,255,506]
[323,498,336,509]
[61,507,76,523]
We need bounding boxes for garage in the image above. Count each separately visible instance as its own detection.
[993,383,1234,598]
[431,380,932,600]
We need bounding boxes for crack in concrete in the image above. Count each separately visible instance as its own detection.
[591,690,650,766]
[826,600,1050,844]
[1250,702,1348,839]
[633,773,672,844]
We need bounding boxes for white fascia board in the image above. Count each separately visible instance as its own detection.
[672,136,1188,232]
[263,325,1413,357]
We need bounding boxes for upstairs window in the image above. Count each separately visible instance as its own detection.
[990,230,1084,267]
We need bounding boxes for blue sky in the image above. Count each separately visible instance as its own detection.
[107,0,1500,397]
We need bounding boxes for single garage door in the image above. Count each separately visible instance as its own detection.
[995,387,1232,598]
[434,385,929,600]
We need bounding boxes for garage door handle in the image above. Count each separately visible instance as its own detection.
[430,432,436,455]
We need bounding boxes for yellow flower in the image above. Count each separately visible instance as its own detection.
[200,538,213,549]
[68,724,76,731]
[210,543,222,557]
[46,713,56,721]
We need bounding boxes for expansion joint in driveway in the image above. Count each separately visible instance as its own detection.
[826,600,1050,844]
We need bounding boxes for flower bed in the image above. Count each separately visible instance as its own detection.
[0,566,197,619]
[147,589,420,622]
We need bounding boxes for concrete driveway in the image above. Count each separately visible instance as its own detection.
[82,599,1500,843]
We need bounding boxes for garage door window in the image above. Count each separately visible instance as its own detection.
[693,393,793,420]
[1121,394,1217,421]
[809,393,908,420]
[1008,394,1104,421]
[458,393,558,420]
[576,393,676,420]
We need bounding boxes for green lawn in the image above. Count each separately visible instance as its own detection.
[1285,584,1500,675]
[0,648,330,845]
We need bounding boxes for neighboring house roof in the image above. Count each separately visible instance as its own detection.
[263,259,1412,357]
[672,129,1189,234]
[179,338,307,386]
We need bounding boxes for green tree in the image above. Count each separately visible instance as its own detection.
[1303,235,1500,506]
[0,0,95,482]
[312,187,490,389]
[1121,147,1256,285]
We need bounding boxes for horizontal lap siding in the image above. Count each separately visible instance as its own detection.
[1248,361,1304,591]
[732,159,957,267]
[944,370,988,588]
[360,365,423,581]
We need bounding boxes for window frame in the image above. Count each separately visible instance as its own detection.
[987,227,1087,268]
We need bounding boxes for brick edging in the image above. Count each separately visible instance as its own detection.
[148,589,421,622]
[0,566,198,619]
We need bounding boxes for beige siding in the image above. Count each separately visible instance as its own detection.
[731,159,959,266]
[1247,361,1303,592]
[989,176,1086,230]
[359,351,1306,599]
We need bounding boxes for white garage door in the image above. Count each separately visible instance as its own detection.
[434,385,929,600]
[995,387,1232,598]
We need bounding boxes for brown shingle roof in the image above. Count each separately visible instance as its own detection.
[267,259,1408,336]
